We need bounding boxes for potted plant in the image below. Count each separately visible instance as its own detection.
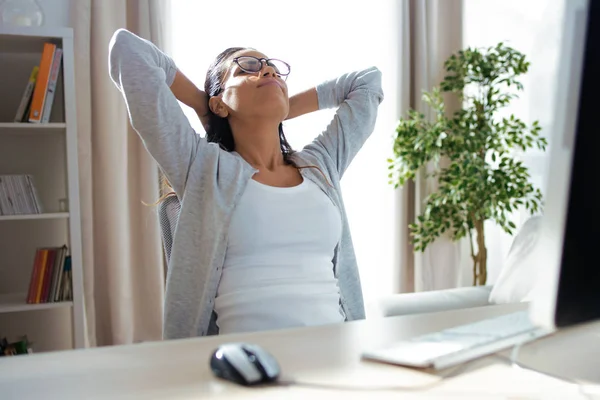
[388,43,547,285]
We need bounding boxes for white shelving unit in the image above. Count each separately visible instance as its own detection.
[0,213,70,222]
[0,293,73,313]
[0,26,84,352]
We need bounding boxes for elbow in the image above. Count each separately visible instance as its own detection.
[366,66,382,80]
[108,29,135,85]
[109,29,134,52]
[369,65,382,76]
[371,66,383,87]
[108,29,136,64]
[365,67,384,103]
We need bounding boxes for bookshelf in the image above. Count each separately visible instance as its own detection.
[0,26,84,353]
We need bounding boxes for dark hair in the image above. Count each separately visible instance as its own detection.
[203,47,295,165]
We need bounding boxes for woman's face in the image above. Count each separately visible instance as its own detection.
[216,49,290,122]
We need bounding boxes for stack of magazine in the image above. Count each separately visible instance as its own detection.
[0,175,42,215]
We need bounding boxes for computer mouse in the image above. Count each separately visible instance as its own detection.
[209,342,281,386]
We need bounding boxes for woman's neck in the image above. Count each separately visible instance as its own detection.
[229,117,285,170]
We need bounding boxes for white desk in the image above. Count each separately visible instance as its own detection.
[1,303,598,399]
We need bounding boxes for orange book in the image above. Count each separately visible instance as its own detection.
[35,249,49,303]
[41,248,56,303]
[28,42,56,123]
[26,249,42,304]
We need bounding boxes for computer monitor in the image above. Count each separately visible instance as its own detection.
[530,0,600,330]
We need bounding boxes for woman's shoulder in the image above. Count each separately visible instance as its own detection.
[186,140,255,185]
[192,139,245,165]
[291,149,338,181]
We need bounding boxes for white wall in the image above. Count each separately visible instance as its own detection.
[1,0,71,27]
[40,0,70,27]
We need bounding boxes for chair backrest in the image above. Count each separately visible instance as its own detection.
[157,195,182,269]
[488,215,543,304]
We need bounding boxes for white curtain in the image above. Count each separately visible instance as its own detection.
[71,0,166,346]
[396,0,470,293]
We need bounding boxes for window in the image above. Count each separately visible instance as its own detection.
[167,0,400,312]
[463,0,566,282]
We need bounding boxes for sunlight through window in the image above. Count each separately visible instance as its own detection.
[463,0,566,283]
[167,0,400,312]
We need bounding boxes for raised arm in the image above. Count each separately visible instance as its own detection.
[307,67,384,178]
[108,29,206,196]
[286,88,318,120]
[170,70,211,131]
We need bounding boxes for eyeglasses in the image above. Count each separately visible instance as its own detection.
[232,56,291,80]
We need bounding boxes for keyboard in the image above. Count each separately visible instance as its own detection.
[362,311,552,370]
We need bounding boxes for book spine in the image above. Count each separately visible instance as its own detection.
[65,257,73,301]
[19,175,33,214]
[26,175,43,213]
[58,255,72,302]
[24,175,37,214]
[21,93,34,122]
[18,175,35,214]
[11,175,27,214]
[14,66,39,122]
[41,49,62,123]
[28,42,56,123]
[5,176,21,214]
[41,248,56,303]
[54,254,66,302]
[49,246,66,302]
[35,249,48,303]
[26,249,43,304]
[0,176,8,215]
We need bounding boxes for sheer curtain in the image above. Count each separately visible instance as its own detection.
[396,0,468,292]
[72,0,166,346]
[462,0,567,284]
[165,0,399,314]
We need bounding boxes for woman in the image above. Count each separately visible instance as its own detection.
[108,28,384,339]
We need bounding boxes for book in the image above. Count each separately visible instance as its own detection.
[34,249,48,303]
[41,48,62,123]
[7,176,26,215]
[54,254,66,302]
[17,175,35,214]
[14,66,39,122]
[49,245,67,301]
[21,91,34,123]
[60,256,73,302]
[41,248,56,303]
[28,42,56,123]
[25,175,42,214]
[0,175,15,215]
[26,250,43,304]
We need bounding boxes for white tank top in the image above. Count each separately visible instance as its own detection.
[214,177,344,334]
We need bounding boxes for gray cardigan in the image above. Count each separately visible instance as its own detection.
[108,29,384,339]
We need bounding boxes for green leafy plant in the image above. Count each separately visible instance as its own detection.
[388,43,547,285]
